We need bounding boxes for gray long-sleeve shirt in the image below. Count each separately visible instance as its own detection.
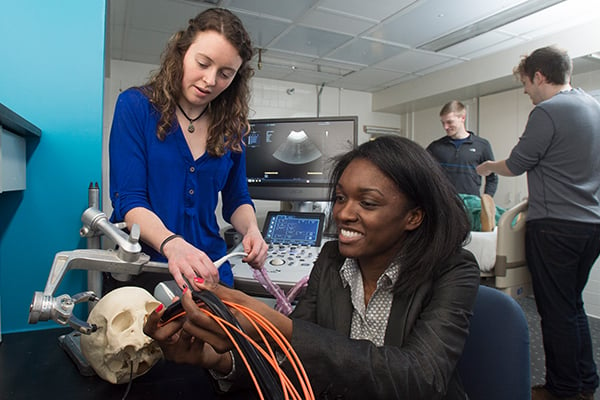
[506,88,600,223]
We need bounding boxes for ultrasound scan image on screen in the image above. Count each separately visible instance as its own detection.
[244,116,358,202]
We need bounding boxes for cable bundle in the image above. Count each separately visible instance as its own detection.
[251,267,309,315]
[162,290,314,400]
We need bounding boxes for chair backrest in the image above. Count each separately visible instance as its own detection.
[457,285,531,400]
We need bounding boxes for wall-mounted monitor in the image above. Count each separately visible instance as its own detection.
[244,116,358,203]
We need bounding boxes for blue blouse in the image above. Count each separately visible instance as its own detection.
[109,88,253,286]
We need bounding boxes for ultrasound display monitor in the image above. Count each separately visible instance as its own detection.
[262,211,325,246]
[244,116,358,202]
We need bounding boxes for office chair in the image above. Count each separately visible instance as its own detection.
[457,285,531,400]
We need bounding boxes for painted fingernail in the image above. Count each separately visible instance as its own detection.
[155,304,164,313]
[194,277,204,284]
[182,286,188,295]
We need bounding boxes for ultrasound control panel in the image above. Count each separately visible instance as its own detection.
[229,211,327,296]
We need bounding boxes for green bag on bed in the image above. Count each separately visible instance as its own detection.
[459,194,505,232]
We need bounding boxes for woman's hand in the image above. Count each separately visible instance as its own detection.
[161,237,220,290]
[144,300,233,373]
[189,280,294,341]
[240,228,268,270]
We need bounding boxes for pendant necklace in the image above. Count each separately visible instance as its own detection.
[177,103,208,133]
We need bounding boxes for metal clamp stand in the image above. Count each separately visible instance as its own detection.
[27,196,170,376]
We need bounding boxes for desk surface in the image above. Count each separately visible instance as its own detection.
[0,328,251,400]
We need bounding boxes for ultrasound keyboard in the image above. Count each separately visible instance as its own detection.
[229,211,327,296]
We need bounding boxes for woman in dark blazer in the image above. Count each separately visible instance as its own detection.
[145,135,480,399]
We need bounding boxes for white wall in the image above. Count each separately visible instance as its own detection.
[572,70,600,318]
[478,90,531,209]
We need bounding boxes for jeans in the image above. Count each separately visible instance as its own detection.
[526,218,600,397]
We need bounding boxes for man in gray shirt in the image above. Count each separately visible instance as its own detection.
[477,46,600,400]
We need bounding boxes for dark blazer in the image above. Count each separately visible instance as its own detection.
[289,240,480,400]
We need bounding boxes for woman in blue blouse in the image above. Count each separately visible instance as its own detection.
[108,8,267,292]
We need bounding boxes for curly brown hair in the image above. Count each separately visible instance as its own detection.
[141,8,254,156]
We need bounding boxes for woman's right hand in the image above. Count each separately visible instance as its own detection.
[144,300,233,373]
[187,280,294,342]
[161,236,220,290]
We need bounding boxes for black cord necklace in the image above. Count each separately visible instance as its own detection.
[177,103,208,133]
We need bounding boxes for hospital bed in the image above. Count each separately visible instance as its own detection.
[463,199,532,298]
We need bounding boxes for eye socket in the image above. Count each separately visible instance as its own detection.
[111,311,135,333]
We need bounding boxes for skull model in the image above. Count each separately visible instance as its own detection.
[80,286,163,384]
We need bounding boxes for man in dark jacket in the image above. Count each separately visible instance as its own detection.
[427,100,497,197]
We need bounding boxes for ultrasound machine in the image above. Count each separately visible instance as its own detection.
[229,210,326,296]
[229,115,358,297]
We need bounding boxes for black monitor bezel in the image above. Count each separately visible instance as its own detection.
[261,211,325,246]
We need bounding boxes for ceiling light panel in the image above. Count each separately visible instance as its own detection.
[367,0,529,48]
[418,0,565,52]
[449,35,526,61]
[498,0,598,36]
[417,58,464,76]
[440,30,517,58]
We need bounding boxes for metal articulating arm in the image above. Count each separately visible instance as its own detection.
[28,207,170,334]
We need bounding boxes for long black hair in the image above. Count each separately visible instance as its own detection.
[328,135,470,293]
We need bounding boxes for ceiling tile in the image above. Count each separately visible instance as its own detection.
[129,0,200,33]
[365,0,528,47]
[270,25,352,57]
[228,0,317,20]
[281,69,344,86]
[376,49,454,73]
[316,0,415,22]
[325,38,406,65]
[108,0,600,99]
[332,67,405,91]
[235,13,292,48]
[253,63,296,81]
[123,27,171,64]
[109,24,125,59]
[109,0,128,26]
[300,8,375,36]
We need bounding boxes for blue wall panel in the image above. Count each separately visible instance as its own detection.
[0,0,106,333]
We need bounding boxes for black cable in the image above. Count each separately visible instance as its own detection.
[193,290,285,400]
[121,360,134,400]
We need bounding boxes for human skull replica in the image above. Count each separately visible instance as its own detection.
[80,286,163,384]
